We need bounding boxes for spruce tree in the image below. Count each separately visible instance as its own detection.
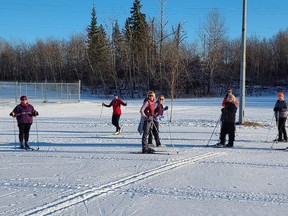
[86,5,108,88]
[125,0,149,95]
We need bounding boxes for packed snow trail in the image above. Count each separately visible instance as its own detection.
[21,152,222,216]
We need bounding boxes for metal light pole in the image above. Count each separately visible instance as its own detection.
[239,0,247,124]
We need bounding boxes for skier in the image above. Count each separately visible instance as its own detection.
[9,95,39,149]
[222,87,239,108]
[217,94,238,147]
[140,91,156,153]
[148,95,168,147]
[273,92,287,142]
[102,93,127,135]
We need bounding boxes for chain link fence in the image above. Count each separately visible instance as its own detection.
[0,81,81,103]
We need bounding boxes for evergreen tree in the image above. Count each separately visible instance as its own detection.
[86,5,108,89]
[125,0,149,95]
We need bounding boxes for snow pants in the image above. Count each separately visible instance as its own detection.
[112,114,121,132]
[148,120,161,146]
[277,117,287,140]
[220,122,235,146]
[18,123,32,144]
[142,119,153,150]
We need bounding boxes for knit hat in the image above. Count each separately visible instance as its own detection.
[20,95,27,101]
[278,92,284,98]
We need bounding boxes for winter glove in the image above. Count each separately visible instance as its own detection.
[33,111,39,116]
[273,108,279,112]
[9,112,14,117]
[123,102,127,106]
[147,116,154,123]
[164,106,168,111]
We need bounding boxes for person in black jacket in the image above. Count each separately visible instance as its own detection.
[273,92,287,142]
[217,94,238,147]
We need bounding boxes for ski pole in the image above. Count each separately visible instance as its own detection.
[13,117,17,149]
[153,119,179,154]
[265,113,275,142]
[100,103,104,119]
[35,116,39,150]
[271,111,280,148]
[165,111,178,151]
[207,114,221,146]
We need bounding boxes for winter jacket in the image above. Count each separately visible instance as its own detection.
[140,98,155,118]
[273,100,288,118]
[222,95,239,108]
[154,102,165,121]
[12,103,37,124]
[104,98,126,115]
[221,102,237,123]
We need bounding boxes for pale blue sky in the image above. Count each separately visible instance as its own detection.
[0,0,287,44]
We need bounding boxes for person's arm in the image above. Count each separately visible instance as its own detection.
[102,101,112,107]
[119,99,127,106]
[140,101,148,117]
[10,105,19,117]
[273,101,279,112]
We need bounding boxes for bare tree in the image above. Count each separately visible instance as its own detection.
[199,9,227,94]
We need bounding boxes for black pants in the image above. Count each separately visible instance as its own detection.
[220,122,235,145]
[142,119,153,149]
[18,123,32,144]
[148,120,161,146]
[277,117,287,140]
[112,114,121,131]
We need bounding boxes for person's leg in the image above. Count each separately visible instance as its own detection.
[227,123,235,147]
[18,124,25,148]
[219,123,227,145]
[24,124,31,147]
[277,119,283,140]
[153,121,161,146]
[279,118,287,141]
[115,115,121,131]
[112,114,119,132]
[142,119,154,153]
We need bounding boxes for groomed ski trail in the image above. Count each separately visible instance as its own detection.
[21,151,223,216]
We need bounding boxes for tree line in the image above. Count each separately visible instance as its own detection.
[0,0,288,98]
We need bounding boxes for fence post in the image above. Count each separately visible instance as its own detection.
[78,80,81,102]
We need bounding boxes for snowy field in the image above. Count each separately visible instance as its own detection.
[0,96,288,216]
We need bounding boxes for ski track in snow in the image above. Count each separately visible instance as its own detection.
[20,152,221,216]
[124,186,288,204]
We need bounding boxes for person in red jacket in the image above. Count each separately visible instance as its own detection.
[140,91,156,153]
[102,93,127,135]
[222,87,239,108]
[10,95,39,149]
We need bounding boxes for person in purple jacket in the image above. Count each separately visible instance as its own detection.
[148,95,168,147]
[10,95,39,149]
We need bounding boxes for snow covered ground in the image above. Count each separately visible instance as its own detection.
[0,96,288,216]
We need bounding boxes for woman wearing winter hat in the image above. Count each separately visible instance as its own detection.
[273,92,288,142]
[10,96,39,149]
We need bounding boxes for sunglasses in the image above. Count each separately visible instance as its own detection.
[159,98,164,101]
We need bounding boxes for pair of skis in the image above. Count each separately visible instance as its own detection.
[12,146,39,151]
